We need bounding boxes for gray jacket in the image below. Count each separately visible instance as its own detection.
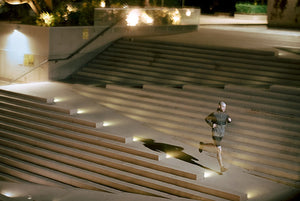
[205,109,231,137]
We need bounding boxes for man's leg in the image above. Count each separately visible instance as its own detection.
[217,145,227,172]
[199,141,215,153]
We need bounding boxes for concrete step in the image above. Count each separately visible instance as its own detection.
[0,99,100,128]
[119,38,276,58]
[86,61,224,87]
[0,94,77,115]
[100,102,300,157]
[0,155,112,192]
[107,45,300,80]
[0,88,54,104]
[143,84,299,117]
[270,85,300,96]
[182,85,300,110]
[0,151,170,198]
[120,38,300,65]
[230,158,300,187]
[224,84,300,103]
[96,50,300,84]
[0,106,130,143]
[74,95,299,182]
[106,84,300,129]
[72,85,300,158]
[117,38,300,71]
[80,67,184,85]
[0,115,161,161]
[99,52,295,86]
[0,121,196,180]
[86,59,280,87]
[0,137,245,201]
[0,143,174,199]
[0,163,71,188]
[224,148,299,172]
[77,84,300,144]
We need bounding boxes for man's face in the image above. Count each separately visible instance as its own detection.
[219,104,226,112]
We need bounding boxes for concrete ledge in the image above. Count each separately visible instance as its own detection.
[270,85,300,96]
[0,89,54,104]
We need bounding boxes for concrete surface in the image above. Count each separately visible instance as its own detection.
[0,81,299,201]
[0,14,300,201]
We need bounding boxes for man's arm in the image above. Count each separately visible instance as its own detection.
[205,113,215,128]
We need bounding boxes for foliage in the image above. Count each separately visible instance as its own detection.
[235,3,267,14]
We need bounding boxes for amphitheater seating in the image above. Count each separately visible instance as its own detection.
[0,88,247,201]
[70,38,300,88]
[68,38,300,187]
[72,83,300,187]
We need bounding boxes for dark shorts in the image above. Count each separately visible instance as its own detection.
[212,136,223,147]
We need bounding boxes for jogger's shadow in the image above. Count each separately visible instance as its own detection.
[141,139,222,175]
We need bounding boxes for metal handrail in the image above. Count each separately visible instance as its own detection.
[10,59,48,84]
[49,20,123,62]
[10,19,123,83]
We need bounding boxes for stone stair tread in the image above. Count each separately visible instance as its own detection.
[223,146,300,172]
[76,84,300,143]
[0,165,70,188]
[104,84,300,129]
[0,98,100,128]
[142,84,299,117]
[98,53,284,86]
[182,85,300,110]
[229,157,300,182]
[121,38,277,57]
[0,142,239,201]
[224,84,300,102]
[107,45,300,76]
[0,155,118,193]
[0,106,130,143]
[0,122,199,180]
[119,38,300,68]
[0,94,77,115]
[0,88,54,104]
[0,117,163,161]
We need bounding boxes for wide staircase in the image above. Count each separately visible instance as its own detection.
[68,38,300,187]
[0,88,246,201]
[70,38,300,88]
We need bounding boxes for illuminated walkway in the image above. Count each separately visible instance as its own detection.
[0,14,300,201]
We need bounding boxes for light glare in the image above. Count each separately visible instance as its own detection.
[77,109,85,114]
[102,121,111,127]
[133,137,141,141]
[186,9,191,16]
[126,9,140,26]
[166,154,172,158]
[2,191,16,198]
[100,0,105,8]
[204,171,213,178]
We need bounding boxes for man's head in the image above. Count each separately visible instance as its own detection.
[218,101,227,112]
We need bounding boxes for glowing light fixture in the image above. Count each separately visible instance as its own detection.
[102,121,111,127]
[77,109,85,114]
[126,9,140,26]
[54,97,64,103]
[100,0,105,8]
[66,4,78,12]
[186,9,191,17]
[6,29,30,65]
[39,12,54,26]
[141,12,153,24]
[1,189,21,198]
[133,137,141,141]
[247,190,259,199]
[166,153,172,158]
[204,171,213,178]
[171,9,181,25]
